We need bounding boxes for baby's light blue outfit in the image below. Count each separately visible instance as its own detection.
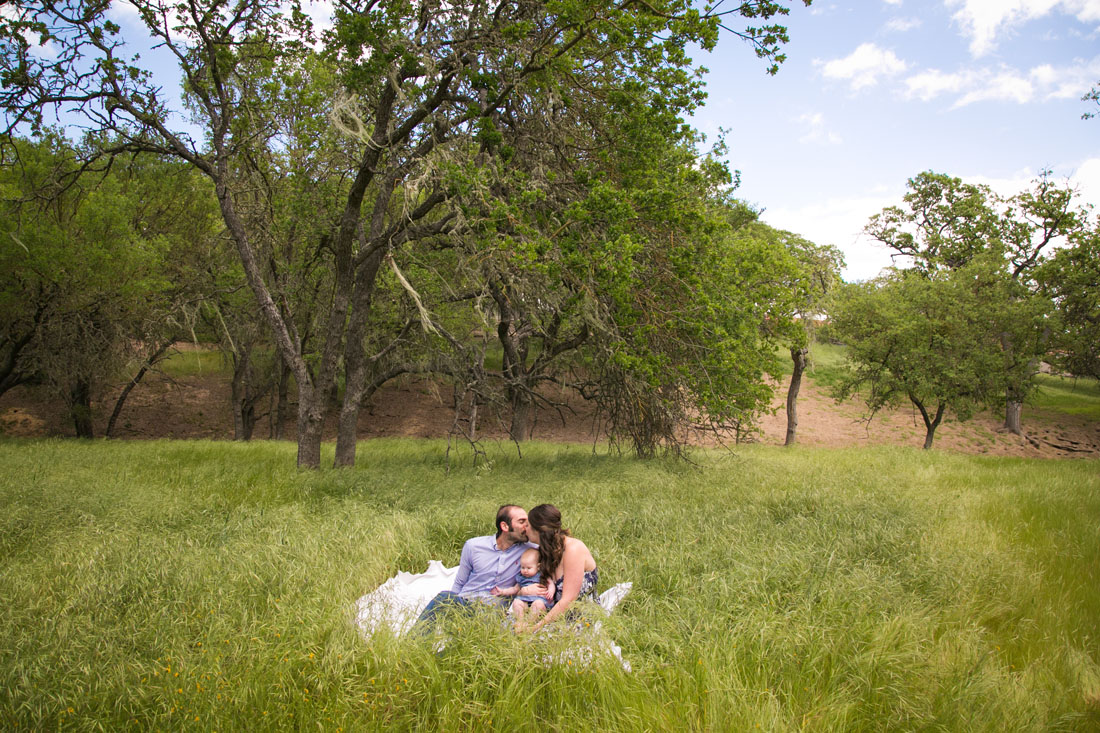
[514,569,555,608]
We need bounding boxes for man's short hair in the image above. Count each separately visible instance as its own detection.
[496,504,521,537]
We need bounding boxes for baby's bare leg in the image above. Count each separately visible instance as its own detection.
[511,599,531,631]
[529,599,547,618]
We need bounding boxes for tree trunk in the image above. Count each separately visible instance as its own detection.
[0,324,38,400]
[230,348,250,441]
[70,378,94,439]
[106,340,171,438]
[509,393,533,443]
[214,173,328,468]
[228,344,268,442]
[240,401,256,441]
[335,246,387,467]
[295,383,324,469]
[273,359,290,439]
[785,346,807,446]
[1004,397,1023,435]
[909,392,946,450]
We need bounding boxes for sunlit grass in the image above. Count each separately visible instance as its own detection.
[1030,373,1100,420]
[0,438,1097,730]
[158,346,232,378]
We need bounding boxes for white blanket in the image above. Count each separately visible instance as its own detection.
[354,562,633,670]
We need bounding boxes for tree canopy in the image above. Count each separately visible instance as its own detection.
[862,170,1089,437]
[2,0,817,464]
[831,266,1004,450]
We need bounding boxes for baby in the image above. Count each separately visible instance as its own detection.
[491,547,554,629]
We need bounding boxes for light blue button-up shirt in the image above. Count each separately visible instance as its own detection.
[452,535,536,598]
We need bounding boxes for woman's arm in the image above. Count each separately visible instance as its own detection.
[529,541,584,632]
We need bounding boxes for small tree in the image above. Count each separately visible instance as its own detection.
[771,229,844,446]
[831,266,1003,450]
[864,170,1086,436]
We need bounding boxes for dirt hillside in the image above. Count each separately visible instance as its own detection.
[2,361,1098,459]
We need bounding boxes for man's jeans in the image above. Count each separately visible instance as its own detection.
[416,591,474,626]
[415,591,507,632]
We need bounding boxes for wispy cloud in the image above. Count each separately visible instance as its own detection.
[904,58,1100,106]
[797,113,842,145]
[884,16,922,32]
[947,0,1100,57]
[818,43,909,91]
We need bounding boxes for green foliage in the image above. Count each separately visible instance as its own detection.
[2,0,817,465]
[866,172,1003,274]
[862,169,1090,433]
[1038,228,1100,380]
[0,135,218,417]
[0,439,1098,730]
[831,268,1005,447]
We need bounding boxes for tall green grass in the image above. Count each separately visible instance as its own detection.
[1,438,1097,730]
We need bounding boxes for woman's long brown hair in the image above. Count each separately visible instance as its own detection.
[529,504,570,580]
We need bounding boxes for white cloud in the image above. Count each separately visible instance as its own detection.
[1069,157,1100,212]
[763,192,903,282]
[947,0,1100,56]
[902,58,1100,106]
[885,16,922,32]
[818,43,909,91]
[955,70,1036,105]
[797,113,842,145]
[303,0,335,35]
[883,0,904,5]
[967,161,1100,219]
[905,68,977,100]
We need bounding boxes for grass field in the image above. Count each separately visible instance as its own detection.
[1,438,1098,731]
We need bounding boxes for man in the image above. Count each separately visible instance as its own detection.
[415,504,537,626]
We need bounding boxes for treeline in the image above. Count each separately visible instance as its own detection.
[2,0,842,466]
[3,1,1096,462]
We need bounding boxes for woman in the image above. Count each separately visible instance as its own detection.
[524,504,598,633]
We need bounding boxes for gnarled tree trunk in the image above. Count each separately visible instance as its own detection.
[1004,396,1023,436]
[785,346,807,446]
[909,392,946,450]
[335,245,388,467]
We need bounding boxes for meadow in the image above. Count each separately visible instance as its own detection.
[1,438,1098,731]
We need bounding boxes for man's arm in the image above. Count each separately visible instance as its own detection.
[451,541,473,593]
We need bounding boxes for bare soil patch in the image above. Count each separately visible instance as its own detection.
[2,364,1097,459]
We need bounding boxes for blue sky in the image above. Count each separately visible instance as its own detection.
[690,0,1100,281]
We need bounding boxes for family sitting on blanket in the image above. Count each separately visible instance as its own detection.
[416,503,598,633]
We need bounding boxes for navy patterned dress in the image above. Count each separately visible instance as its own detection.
[553,568,599,606]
